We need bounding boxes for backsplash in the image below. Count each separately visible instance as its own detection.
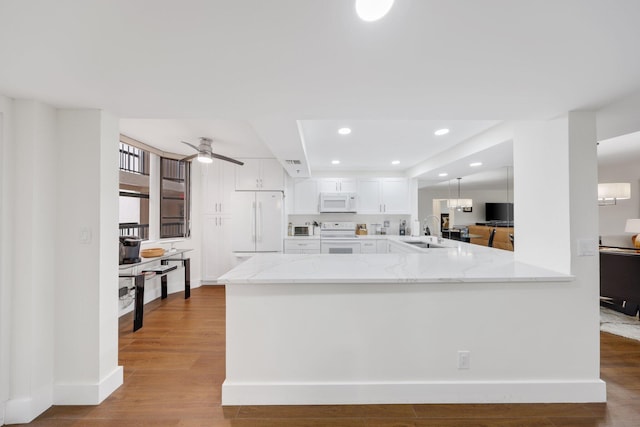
[288,214,412,236]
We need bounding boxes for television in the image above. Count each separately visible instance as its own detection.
[485,202,514,222]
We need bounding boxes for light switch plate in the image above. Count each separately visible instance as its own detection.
[79,227,92,244]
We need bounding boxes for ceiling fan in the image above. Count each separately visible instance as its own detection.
[180,137,244,165]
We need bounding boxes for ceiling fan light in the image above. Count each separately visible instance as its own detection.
[355,0,394,22]
[197,152,213,163]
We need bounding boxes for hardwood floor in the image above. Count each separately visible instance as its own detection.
[17,286,640,426]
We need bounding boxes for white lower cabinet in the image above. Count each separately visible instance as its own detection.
[202,215,234,281]
[360,240,377,253]
[284,239,321,254]
[376,240,389,253]
[387,240,413,254]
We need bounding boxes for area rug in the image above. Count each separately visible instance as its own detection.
[600,306,640,341]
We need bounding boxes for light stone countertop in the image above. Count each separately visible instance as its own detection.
[221,236,572,284]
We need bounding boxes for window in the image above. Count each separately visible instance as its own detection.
[160,157,191,238]
[119,142,150,240]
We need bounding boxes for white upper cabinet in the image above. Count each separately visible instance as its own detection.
[293,179,319,214]
[356,177,409,214]
[380,178,409,214]
[318,178,357,193]
[356,178,382,214]
[235,158,284,191]
[203,159,237,215]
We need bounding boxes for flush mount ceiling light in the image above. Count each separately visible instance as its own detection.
[197,152,213,164]
[470,162,482,167]
[391,160,400,165]
[438,172,448,177]
[355,0,394,22]
[331,160,341,165]
[434,128,450,136]
[338,127,351,135]
[598,182,631,206]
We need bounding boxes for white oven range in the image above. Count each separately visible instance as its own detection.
[319,222,361,254]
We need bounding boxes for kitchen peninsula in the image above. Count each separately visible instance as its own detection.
[220,238,606,406]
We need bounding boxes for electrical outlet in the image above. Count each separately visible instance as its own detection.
[458,350,470,369]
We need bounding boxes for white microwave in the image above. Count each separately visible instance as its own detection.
[319,192,357,213]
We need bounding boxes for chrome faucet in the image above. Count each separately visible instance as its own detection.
[424,215,443,242]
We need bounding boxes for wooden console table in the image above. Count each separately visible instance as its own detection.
[119,249,192,331]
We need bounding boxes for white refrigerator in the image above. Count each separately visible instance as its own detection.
[231,191,283,253]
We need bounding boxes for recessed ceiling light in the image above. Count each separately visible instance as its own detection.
[434,128,450,136]
[338,127,351,135]
[470,162,482,167]
[332,160,340,165]
[391,160,400,165]
[438,172,448,177]
[355,0,395,22]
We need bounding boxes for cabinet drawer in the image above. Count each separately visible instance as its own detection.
[361,241,377,253]
[284,240,321,253]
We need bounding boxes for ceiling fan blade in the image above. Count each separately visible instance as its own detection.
[211,152,244,166]
[180,153,198,162]
[181,141,199,151]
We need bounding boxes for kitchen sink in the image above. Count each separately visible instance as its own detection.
[404,241,443,249]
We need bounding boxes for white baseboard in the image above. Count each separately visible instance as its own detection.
[4,383,53,424]
[222,380,607,405]
[54,366,123,405]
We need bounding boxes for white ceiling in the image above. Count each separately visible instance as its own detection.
[300,120,499,172]
[598,131,640,167]
[2,0,640,180]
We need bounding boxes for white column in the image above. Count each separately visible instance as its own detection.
[0,95,14,426]
[53,109,122,404]
[513,112,600,377]
[4,100,58,423]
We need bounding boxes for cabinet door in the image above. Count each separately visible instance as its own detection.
[318,178,340,193]
[259,158,284,190]
[376,240,388,253]
[357,179,382,214]
[217,215,234,276]
[218,160,237,214]
[202,216,218,280]
[293,179,319,214]
[202,166,219,215]
[235,159,261,190]
[339,179,357,193]
[202,215,234,281]
[381,178,409,214]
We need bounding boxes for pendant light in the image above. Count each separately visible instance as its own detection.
[447,178,473,211]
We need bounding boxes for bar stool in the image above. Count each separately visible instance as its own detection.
[488,228,497,247]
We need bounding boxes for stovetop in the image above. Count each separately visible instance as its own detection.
[320,221,356,238]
